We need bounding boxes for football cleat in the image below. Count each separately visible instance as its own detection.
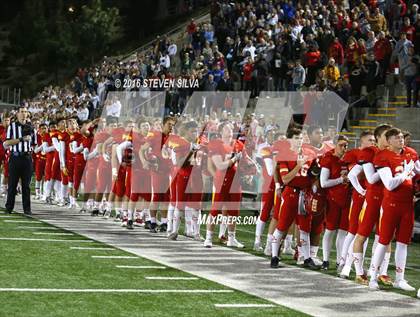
[270,256,280,268]
[378,275,393,286]
[336,263,344,275]
[79,207,86,213]
[91,209,99,216]
[144,220,151,230]
[168,232,178,240]
[312,257,323,266]
[355,274,369,286]
[149,222,158,233]
[227,238,244,248]
[253,241,263,252]
[303,258,321,270]
[393,279,415,292]
[339,265,351,279]
[417,288,420,298]
[369,279,380,290]
[159,223,167,233]
[135,217,144,226]
[126,220,134,230]
[57,201,65,207]
[283,246,295,255]
[296,255,305,265]
[321,261,329,270]
[203,239,213,248]
[264,242,272,256]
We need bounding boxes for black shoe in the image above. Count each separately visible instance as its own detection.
[321,261,329,270]
[6,209,12,214]
[91,209,99,216]
[127,220,134,230]
[24,210,32,216]
[149,222,157,233]
[303,258,321,270]
[270,256,280,268]
[144,220,151,230]
[159,223,167,233]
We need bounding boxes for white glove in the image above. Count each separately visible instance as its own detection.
[234,152,242,162]
[403,160,414,178]
[191,143,201,151]
[103,153,110,162]
[112,168,118,177]
[83,148,89,160]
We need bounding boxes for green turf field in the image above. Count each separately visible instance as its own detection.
[192,209,420,299]
[0,210,306,317]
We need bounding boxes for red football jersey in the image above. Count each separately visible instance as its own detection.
[57,131,72,163]
[374,147,418,203]
[302,142,334,158]
[343,148,366,189]
[319,150,351,202]
[358,146,383,195]
[277,147,316,189]
[146,131,172,173]
[208,138,244,189]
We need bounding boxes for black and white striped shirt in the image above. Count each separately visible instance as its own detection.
[5,121,36,153]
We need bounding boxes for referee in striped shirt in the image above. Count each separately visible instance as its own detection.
[3,106,36,215]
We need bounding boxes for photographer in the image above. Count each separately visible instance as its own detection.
[402,45,419,108]
[3,106,36,215]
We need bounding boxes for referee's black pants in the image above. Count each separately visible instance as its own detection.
[5,153,32,213]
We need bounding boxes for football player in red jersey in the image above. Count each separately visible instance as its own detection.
[254,128,276,251]
[204,122,254,248]
[69,120,87,209]
[51,118,66,203]
[319,135,350,270]
[301,126,334,264]
[139,116,176,233]
[40,122,57,203]
[110,120,135,226]
[91,117,118,216]
[33,123,48,200]
[168,121,202,240]
[117,118,152,229]
[352,124,392,285]
[369,128,419,291]
[338,130,376,278]
[270,128,316,268]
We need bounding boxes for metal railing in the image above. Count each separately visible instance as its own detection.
[0,86,21,108]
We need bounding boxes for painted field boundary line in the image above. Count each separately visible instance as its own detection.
[17,226,61,230]
[116,265,166,269]
[145,277,199,280]
[32,232,75,236]
[215,304,276,308]
[0,237,94,243]
[0,288,234,294]
[91,255,139,259]
[70,247,115,250]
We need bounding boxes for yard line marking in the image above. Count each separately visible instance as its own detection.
[215,304,275,308]
[166,252,239,256]
[33,232,74,236]
[0,288,234,294]
[0,237,93,242]
[91,255,139,259]
[70,247,115,250]
[194,263,235,266]
[116,265,166,269]
[18,226,60,230]
[4,220,41,223]
[145,277,199,280]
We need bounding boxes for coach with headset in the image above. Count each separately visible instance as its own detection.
[3,106,36,215]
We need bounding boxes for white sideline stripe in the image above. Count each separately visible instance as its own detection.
[145,277,199,280]
[0,216,22,218]
[0,288,233,294]
[0,237,93,242]
[92,255,139,259]
[215,304,275,308]
[33,232,74,236]
[194,263,235,266]
[18,226,60,230]
[116,265,166,269]
[4,220,41,223]
[70,247,115,250]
